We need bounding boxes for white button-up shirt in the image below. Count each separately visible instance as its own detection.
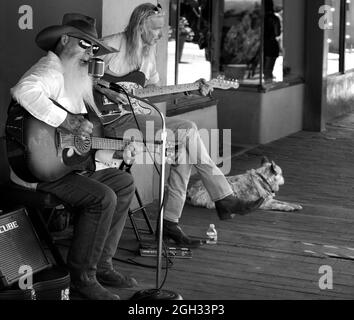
[11,51,87,127]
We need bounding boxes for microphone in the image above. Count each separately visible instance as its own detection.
[88,57,125,93]
[88,58,105,78]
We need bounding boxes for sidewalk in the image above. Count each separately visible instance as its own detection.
[234,112,354,211]
[102,112,354,299]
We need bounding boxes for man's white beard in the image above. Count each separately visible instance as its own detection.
[63,58,96,112]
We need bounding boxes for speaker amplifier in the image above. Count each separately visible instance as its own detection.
[0,208,51,289]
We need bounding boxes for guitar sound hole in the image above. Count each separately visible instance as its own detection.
[74,136,91,154]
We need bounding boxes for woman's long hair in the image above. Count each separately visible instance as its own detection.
[125,3,163,69]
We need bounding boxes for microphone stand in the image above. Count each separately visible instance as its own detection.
[103,85,182,300]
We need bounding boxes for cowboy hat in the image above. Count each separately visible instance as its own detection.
[35,13,117,56]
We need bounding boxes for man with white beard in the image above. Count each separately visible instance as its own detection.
[10,13,138,300]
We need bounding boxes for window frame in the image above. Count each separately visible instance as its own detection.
[335,0,354,74]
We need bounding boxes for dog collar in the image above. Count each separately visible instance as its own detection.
[255,172,275,194]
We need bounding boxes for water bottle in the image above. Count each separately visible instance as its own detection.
[206,224,217,244]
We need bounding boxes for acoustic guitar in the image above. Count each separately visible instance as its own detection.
[22,111,174,182]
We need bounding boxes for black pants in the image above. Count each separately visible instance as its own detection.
[38,168,135,280]
[264,56,277,80]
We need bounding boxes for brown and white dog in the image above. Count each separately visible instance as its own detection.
[187,157,302,212]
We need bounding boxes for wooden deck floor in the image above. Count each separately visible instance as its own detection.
[61,113,354,300]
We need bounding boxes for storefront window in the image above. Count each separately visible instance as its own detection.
[220,0,262,85]
[345,0,354,70]
[327,0,341,74]
[167,0,211,85]
[220,0,286,86]
[167,0,306,88]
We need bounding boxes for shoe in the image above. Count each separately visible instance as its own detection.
[162,220,203,248]
[215,194,264,220]
[70,273,120,300]
[97,268,138,288]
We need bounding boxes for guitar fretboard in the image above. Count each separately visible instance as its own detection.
[91,137,128,150]
[69,135,165,155]
[133,83,200,98]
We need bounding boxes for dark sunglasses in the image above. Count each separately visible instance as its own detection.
[68,35,100,54]
[153,3,162,13]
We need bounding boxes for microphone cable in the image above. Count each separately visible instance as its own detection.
[110,83,162,176]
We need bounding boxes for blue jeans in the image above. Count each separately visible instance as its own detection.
[38,168,135,280]
[104,114,233,223]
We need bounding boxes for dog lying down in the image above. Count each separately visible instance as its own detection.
[187,157,303,212]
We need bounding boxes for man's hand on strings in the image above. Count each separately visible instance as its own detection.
[59,114,93,156]
[123,138,142,165]
[196,78,213,97]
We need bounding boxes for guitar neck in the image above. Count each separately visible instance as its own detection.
[60,132,167,154]
[91,137,127,151]
[91,137,164,155]
[133,82,200,98]
[104,72,239,99]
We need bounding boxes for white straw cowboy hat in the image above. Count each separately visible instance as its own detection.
[35,13,117,56]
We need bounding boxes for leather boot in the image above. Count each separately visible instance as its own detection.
[215,194,264,220]
[70,272,120,300]
[162,220,203,248]
[97,268,138,288]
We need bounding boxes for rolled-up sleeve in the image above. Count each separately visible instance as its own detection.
[11,55,68,127]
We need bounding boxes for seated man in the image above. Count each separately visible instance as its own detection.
[95,3,264,249]
[10,13,138,300]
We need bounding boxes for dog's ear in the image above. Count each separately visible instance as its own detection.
[270,161,278,174]
[261,156,270,166]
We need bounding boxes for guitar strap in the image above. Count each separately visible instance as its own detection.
[49,98,103,125]
[102,70,146,86]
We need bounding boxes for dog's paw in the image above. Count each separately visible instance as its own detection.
[290,204,303,211]
[279,204,303,212]
[261,199,303,212]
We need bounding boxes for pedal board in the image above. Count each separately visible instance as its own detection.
[139,242,192,259]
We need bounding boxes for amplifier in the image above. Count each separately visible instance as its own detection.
[0,208,52,289]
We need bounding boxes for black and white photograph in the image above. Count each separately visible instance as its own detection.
[0,0,354,311]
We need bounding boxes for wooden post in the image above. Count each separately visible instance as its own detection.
[303,0,327,132]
